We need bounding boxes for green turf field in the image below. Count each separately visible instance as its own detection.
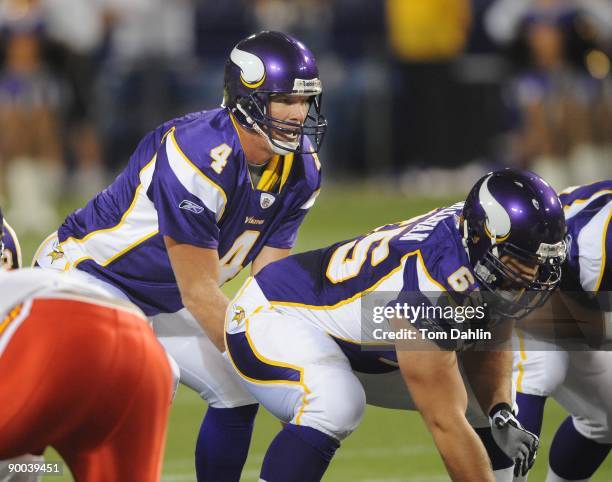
[25,184,609,481]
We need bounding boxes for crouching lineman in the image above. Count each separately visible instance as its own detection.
[34,31,326,481]
[225,169,567,481]
[513,180,612,482]
[0,268,173,481]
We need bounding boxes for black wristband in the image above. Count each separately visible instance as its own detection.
[489,402,513,418]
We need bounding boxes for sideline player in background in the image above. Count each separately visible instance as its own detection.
[35,31,326,481]
[0,268,173,482]
[513,180,612,482]
[1,207,21,271]
[225,169,567,481]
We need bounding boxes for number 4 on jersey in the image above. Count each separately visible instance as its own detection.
[219,230,260,283]
[210,144,232,174]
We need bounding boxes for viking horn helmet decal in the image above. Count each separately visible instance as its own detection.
[230,47,266,88]
[479,175,511,240]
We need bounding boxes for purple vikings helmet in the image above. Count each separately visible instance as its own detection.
[462,169,567,319]
[223,31,326,155]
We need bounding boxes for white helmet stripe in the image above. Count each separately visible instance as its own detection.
[230,47,265,84]
[479,175,511,238]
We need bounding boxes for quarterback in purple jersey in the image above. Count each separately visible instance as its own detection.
[513,180,612,482]
[34,31,326,481]
[226,169,567,482]
[1,208,21,271]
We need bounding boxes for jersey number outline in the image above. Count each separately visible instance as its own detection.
[326,226,407,283]
[447,266,475,292]
[219,230,260,282]
[210,143,232,174]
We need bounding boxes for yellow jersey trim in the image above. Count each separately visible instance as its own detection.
[595,209,611,291]
[0,303,23,335]
[60,155,158,269]
[270,249,445,311]
[515,328,527,393]
[224,304,312,425]
[167,129,228,221]
[563,189,612,211]
[257,155,281,191]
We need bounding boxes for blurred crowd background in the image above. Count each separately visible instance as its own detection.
[0,0,611,234]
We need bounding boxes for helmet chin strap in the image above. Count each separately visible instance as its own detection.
[235,103,299,156]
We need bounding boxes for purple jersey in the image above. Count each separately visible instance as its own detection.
[1,220,21,271]
[57,108,321,315]
[253,203,482,369]
[560,180,612,293]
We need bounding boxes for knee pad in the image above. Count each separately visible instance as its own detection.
[301,369,366,441]
[515,350,568,397]
[572,414,612,444]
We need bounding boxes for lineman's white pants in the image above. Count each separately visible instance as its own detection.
[513,332,612,443]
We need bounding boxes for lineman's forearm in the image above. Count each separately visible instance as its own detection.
[462,349,513,414]
[428,417,495,482]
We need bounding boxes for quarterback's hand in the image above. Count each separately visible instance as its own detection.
[489,403,539,477]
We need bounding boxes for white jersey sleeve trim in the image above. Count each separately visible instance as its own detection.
[60,159,159,268]
[300,189,320,210]
[166,130,227,222]
[415,251,446,294]
[564,189,612,220]
[577,201,611,292]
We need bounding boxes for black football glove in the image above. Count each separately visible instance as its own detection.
[489,403,539,477]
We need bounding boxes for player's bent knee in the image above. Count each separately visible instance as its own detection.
[517,350,568,397]
[302,373,366,441]
[572,415,612,444]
